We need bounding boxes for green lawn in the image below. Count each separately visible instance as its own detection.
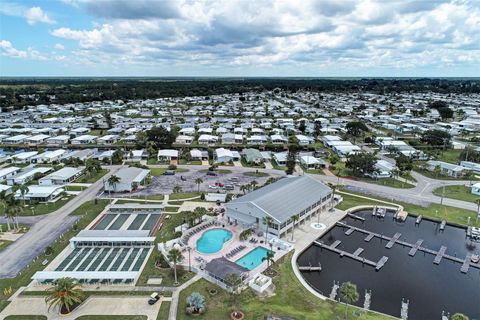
[164,207,180,212]
[177,253,390,320]
[18,195,74,216]
[435,149,462,164]
[64,185,87,191]
[77,169,109,183]
[356,177,415,189]
[178,160,202,165]
[0,199,109,303]
[432,185,480,203]
[157,301,171,320]
[0,224,29,233]
[150,168,167,176]
[4,316,48,320]
[0,239,13,251]
[337,191,480,227]
[76,316,147,320]
[169,192,201,200]
[137,211,195,287]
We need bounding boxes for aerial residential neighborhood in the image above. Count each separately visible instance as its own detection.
[1,1,480,320]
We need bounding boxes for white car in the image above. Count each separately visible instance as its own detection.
[208,185,219,189]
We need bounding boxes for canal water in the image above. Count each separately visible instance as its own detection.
[298,209,480,320]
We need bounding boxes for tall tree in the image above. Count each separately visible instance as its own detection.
[146,126,179,148]
[346,121,369,137]
[45,277,84,313]
[339,281,359,320]
[167,248,184,284]
[262,216,273,243]
[421,129,451,148]
[195,178,203,193]
[262,250,275,268]
[345,152,378,177]
[107,175,120,193]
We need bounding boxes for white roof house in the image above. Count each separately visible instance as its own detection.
[15,185,64,202]
[104,167,150,192]
[71,135,97,144]
[32,149,66,163]
[4,134,31,144]
[157,149,179,161]
[198,134,218,145]
[27,134,50,144]
[215,148,234,163]
[97,135,120,144]
[472,182,480,196]
[7,167,52,185]
[12,151,39,163]
[0,166,21,182]
[39,167,84,185]
[46,135,70,145]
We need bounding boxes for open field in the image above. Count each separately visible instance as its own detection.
[432,185,480,203]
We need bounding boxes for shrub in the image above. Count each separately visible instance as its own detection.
[186,292,206,315]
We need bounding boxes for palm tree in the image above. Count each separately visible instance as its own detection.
[173,185,182,194]
[167,248,184,284]
[451,313,469,320]
[328,182,337,209]
[240,185,248,194]
[45,277,84,313]
[195,178,203,193]
[107,175,120,194]
[261,250,275,268]
[250,180,258,190]
[18,185,29,205]
[262,216,273,243]
[433,165,442,178]
[290,214,299,242]
[5,205,22,230]
[339,281,359,320]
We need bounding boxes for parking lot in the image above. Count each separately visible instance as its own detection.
[132,167,284,196]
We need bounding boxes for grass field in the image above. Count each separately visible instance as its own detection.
[17,195,74,216]
[432,185,480,203]
[0,200,109,304]
[157,301,171,320]
[337,191,479,227]
[177,253,390,320]
[137,210,195,287]
[435,149,462,164]
[3,316,48,320]
[169,192,200,200]
[0,239,13,251]
[76,316,147,320]
[64,185,87,191]
[356,177,415,189]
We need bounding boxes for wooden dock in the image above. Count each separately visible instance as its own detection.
[314,241,387,270]
[331,240,341,248]
[298,265,322,272]
[375,256,388,271]
[347,213,365,222]
[434,246,447,264]
[461,254,471,273]
[353,248,364,257]
[386,233,402,249]
[334,222,480,273]
[408,239,423,257]
[345,228,354,235]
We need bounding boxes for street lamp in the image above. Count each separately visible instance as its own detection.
[186,246,192,272]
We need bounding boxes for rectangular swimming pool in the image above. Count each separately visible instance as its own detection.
[235,246,270,271]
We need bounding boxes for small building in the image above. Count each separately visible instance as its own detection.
[157,149,179,162]
[0,166,21,182]
[460,161,480,174]
[222,133,243,145]
[204,257,249,288]
[367,160,396,179]
[273,152,288,166]
[225,176,332,238]
[125,150,146,162]
[426,160,466,178]
[104,167,150,193]
[97,135,120,145]
[71,135,97,145]
[27,134,50,145]
[243,148,263,165]
[4,134,31,144]
[7,167,52,185]
[32,149,66,164]
[215,148,234,163]
[198,134,218,145]
[12,151,39,163]
[15,185,64,202]
[39,167,84,185]
[46,135,70,145]
[300,156,325,169]
[190,149,208,161]
[175,135,193,145]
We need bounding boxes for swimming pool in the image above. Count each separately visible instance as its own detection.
[196,228,233,254]
[236,246,270,270]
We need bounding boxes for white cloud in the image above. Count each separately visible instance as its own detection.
[0,40,49,60]
[28,0,480,73]
[54,43,65,50]
[25,7,56,25]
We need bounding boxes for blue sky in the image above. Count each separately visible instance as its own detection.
[0,0,479,77]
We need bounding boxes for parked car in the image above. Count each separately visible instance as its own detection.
[215,182,224,187]
[229,177,239,182]
[180,175,187,181]
[208,185,219,189]
[224,184,234,190]
[163,170,175,175]
[206,171,217,176]
[148,292,160,305]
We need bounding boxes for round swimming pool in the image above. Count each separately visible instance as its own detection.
[196,228,233,254]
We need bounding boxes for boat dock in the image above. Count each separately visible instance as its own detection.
[345,228,354,235]
[335,222,480,273]
[400,299,409,320]
[434,246,447,264]
[386,232,402,249]
[329,281,339,300]
[347,213,365,222]
[313,240,388,270]
[298,262,322,272]
[461,254,471,273]
[363,290,371,310]
[408,239,423,256]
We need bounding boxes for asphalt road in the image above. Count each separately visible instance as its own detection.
[0,166,120,278]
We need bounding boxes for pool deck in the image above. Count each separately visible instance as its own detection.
[183,219,285,274]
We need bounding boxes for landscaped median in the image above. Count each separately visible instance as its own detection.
[176,253,391,320]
